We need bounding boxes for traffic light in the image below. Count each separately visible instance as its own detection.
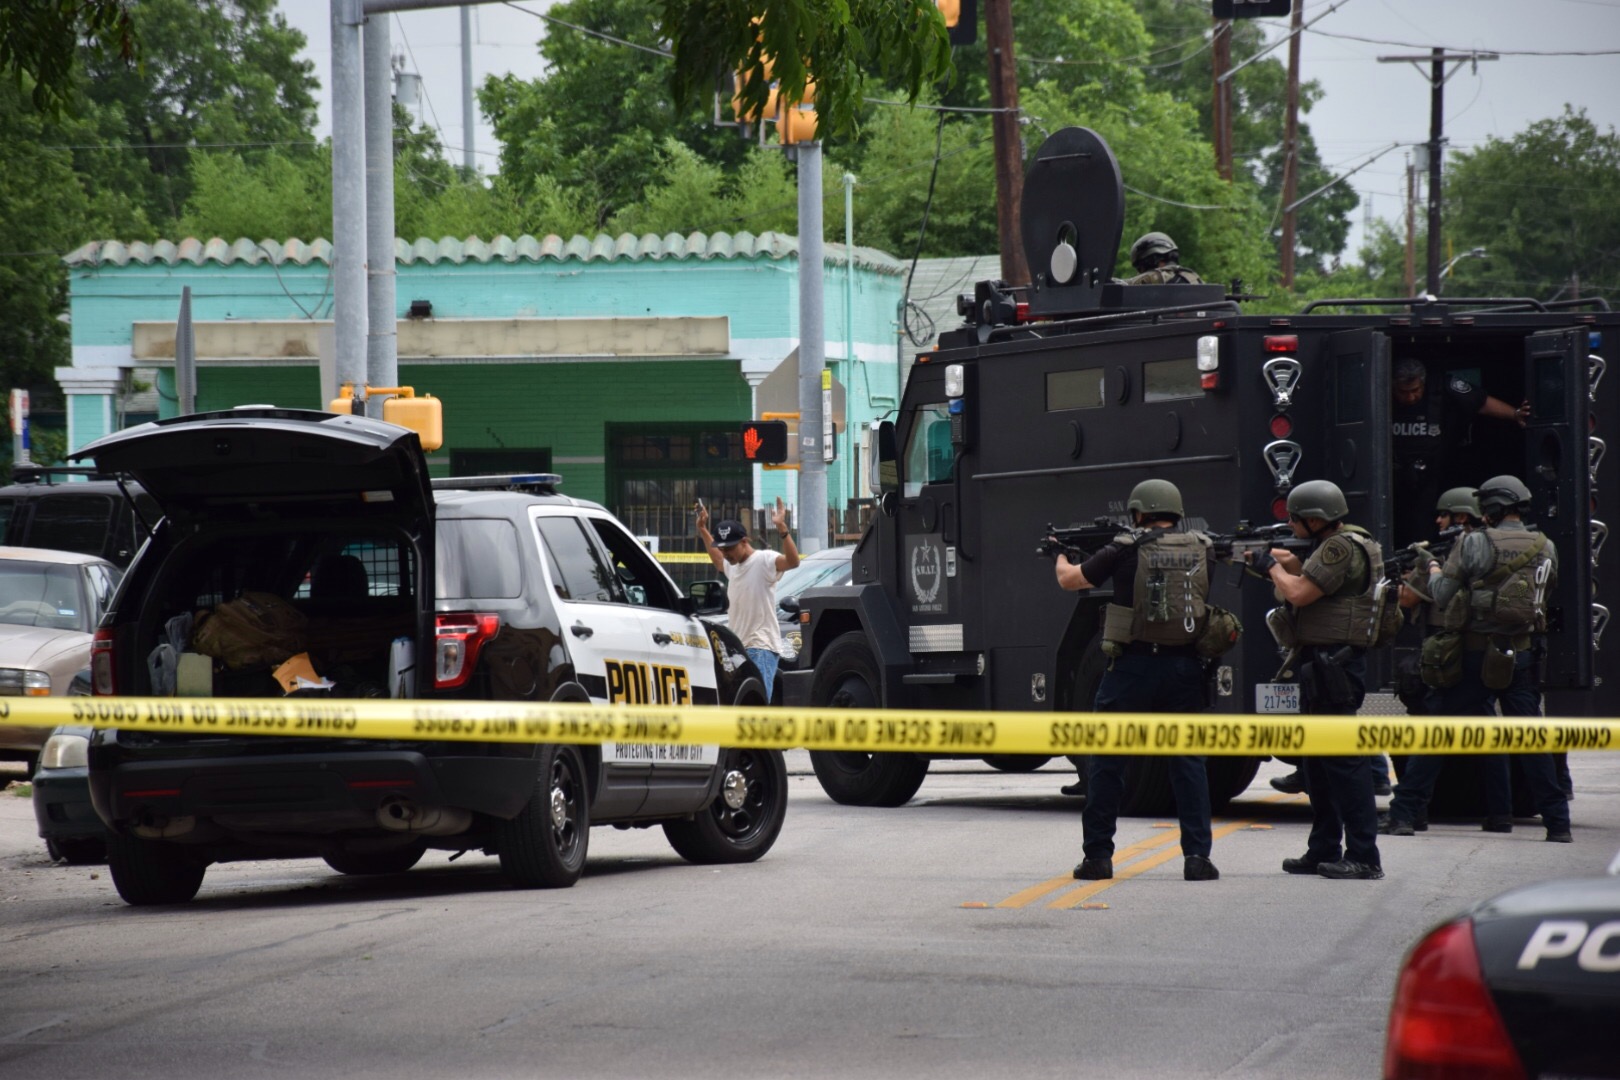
[1212,0,1292,17]
[937,0,976,45]
[740,420,789,464]
[778,80,817,145]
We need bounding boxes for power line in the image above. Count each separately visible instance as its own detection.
[1305,27,1620,56]
[502,1,672,58]
[394,14,447,141]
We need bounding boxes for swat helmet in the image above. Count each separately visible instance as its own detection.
[1286,480,1350,523]
[1475,475,1532,515]
[1130,232,1178,273]
[1127,479,1184,519]
[1436,486,1482,520]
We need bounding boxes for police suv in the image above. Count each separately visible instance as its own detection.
[71,407,786,905]
[784,126,1617,815]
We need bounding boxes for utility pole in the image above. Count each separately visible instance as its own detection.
[331,0,369,402]
[1404,157,1416,297]
[796,141,827,555]
[460,6,475,175]
[1211,18,1233,181]
[1377,48,1498,295]
[1278,0,1302,287]
[364,10,398,413]
[984,0,1027,286]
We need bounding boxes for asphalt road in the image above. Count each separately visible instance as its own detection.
[3,751,1617,1080]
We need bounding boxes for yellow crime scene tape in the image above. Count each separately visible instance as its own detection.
[12,697,1620,756]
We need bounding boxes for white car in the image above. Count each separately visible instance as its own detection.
[0,547,121,768]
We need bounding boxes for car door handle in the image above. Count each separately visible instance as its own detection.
[570,622,594,639]
[651,631,672,646]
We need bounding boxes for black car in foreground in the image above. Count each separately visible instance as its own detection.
[71,407,787,905]
[1383,853,1620,1079]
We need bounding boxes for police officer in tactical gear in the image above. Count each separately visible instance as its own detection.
[1424,474,1572,842]
[1051,479,1220,883]
[1390,358,1529,546]
[1251,479,1385,880]
[1383,487,1486,834]
[1124,232,1204,286]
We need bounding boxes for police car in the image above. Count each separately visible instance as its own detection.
[1383,851,1620,1079]
[69,407,787,905]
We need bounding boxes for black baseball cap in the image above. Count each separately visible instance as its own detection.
[714,519,748,548]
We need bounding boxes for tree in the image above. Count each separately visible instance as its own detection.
[0,0,134,116]
[659,0,953,144]
[0,78,149,397]
[81,0,318,229]
[1129,0,1356,272]
[1442,109,1620,304]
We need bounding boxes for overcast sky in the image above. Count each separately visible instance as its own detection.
[277,0,1620,256]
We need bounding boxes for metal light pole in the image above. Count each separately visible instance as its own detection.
[330,0,369,401]
[797,141,827,554]
[364,9,398,413]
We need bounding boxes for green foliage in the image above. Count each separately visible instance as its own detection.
[0,0,134,116]
[659,0,953,144]
[80,0,318,230]
[608,140,798,237]
[179,148,331,241]
[1442,109,1620,303]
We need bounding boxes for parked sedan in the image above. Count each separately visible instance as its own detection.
[1383,851,1620,1079]
[0,548,121,769]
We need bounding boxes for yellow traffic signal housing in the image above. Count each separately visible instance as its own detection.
[778,80,817,145]
[938,0,960,26]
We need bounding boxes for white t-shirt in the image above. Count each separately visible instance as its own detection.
[723,548,785,653]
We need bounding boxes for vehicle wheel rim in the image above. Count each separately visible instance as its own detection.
[824,671,877,774]
[711,750,777,841]
[550,755,584,859]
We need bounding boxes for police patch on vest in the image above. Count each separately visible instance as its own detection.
[1321,539,1349,565]
[1450,378,1473,395]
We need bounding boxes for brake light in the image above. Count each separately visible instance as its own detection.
[1383,918,1525,1080]
[1264,334,1298,352]
[434,613,500,690]
[1270,413,1294,439]
[91,629,116,695]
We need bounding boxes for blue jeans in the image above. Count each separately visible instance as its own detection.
[1084,653,1213,859]
[745,648,780,703]
[1299,646,1380,867]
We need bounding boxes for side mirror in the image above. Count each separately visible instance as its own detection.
[687,579,729,615]
[869,419,898,498]
[778,595,801,616]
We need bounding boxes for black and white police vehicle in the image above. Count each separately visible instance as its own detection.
[71,407,787,905]
[1383,851,1620,1079]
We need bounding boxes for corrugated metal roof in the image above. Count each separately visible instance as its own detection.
[64,232,905,276]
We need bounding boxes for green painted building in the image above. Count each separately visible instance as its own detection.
[61,232,906,544]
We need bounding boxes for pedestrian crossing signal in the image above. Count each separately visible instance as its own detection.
[740,421,789,464]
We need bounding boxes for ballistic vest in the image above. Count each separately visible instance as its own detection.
[1293,525,1386,647]
[1457,527,1555,636]
[1101,530,1210,649]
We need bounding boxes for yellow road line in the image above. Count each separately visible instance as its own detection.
[974,790,1306,911]
[993,829,1183,909]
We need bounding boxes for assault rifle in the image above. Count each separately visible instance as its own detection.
[1205,520,1316,586]
[1386,525,1464,579]
[1037,516,1131,562]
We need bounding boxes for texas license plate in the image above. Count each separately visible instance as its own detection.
[1256,682,1301,714]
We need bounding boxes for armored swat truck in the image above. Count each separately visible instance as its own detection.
[781,126,1615,814]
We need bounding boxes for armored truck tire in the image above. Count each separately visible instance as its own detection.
[496,744,590,888]
[105,832,208,905]
[983,755,1054,773]
[322,841,428,876]
[808,632,930,807]
[663,747,789,863]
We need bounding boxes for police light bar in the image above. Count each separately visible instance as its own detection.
[431,473,563,493]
